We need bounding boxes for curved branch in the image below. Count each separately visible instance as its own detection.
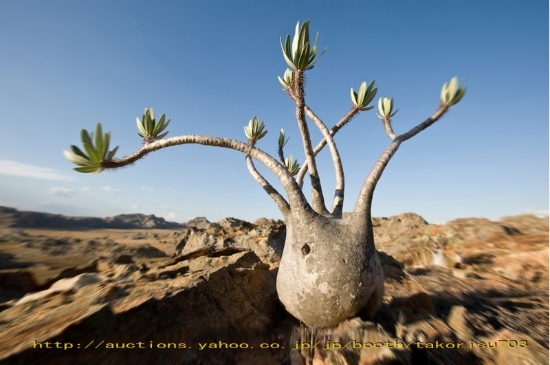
[292,70,329,215]
[296,105,360,186]
[397,105,449,142]
[382,119,397,140]
[350,105,449,229]
[101,134,310,216]
[245,155,290,218]
[303,106,345,218]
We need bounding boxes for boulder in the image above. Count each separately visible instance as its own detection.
[15,273,106,306]
[171,219,286,264]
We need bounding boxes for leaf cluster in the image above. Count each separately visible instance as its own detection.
[280,20,326,71]
[63,123,119,173]
[244,116,268,144]
[136,108,171,144]
[350,81,378,111]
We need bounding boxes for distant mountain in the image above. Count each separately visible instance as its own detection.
[0,206,185,229]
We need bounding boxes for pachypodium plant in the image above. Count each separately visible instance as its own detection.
[64,20,466,328]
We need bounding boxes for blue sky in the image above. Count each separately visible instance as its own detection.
[0,0,548,224]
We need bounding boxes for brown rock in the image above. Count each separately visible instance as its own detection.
[112,254,133,264]
[292,318,411,365]
[14,273,106,306]
[477,329,549,365]
[0,251,282,365]
[0,271,38,293]
[37,259,99,290]
[447,305,473,342]
[390,292,436,323]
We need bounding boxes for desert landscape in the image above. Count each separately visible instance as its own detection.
[0,206,547,364]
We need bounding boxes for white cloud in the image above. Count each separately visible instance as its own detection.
[140,186,154,192]
[160,205,181,212]
[48,187,76,197]
[523,209,549,217]
[103,186,122,194]
[131,204,140,209]
[82,187,90,191]
[0,160,76,181]
[165,212,180,221]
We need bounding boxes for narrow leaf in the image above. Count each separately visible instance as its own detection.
[106,146,119,160]
[351,88,358,106]
[95,123,104,159]
[358,82,366,105]
[63,150,91,166]
[292,21,300,60]
[74,165,101,173]
[81,129,99,163]
[70,145,90,160]
[156,131,169,139]
[102,132,111,159]
[153,114,166,135]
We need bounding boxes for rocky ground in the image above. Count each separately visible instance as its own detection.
[0,210,547,364]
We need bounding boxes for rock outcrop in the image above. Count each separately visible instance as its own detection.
[0,250,288,365]
[0,211,547,364]
[171,217,286,263]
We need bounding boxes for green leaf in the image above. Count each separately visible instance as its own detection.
[453,87,466,104]
[350,88,358,106]
[63,150,91,166]
[278,129,289,148]
[136,117,147,136]
[305,46,326,70]
[364,86,377,105]
[156,131,169,139]
[297,44,310,70]
[70,145,90,160]
[74,165,101,173]
[358,82,366,105]
[278,75,287,88]
[298,22,308,60]
[102,131,110,159]
[153,114,166,135]
[280,37,296,69]
[107,146,119,160]
[292,21,300,60]
[81,129,99,163]
[145,109,154,134]
[95,123,104,159]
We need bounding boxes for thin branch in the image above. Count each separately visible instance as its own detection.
[382,119,397,140]
[351,105,449,228]
[398,105,448,142]
[101,134,310,216]
[296,105,361,187]
[245,155,290,218]
[278,146,285,165]
[303,106,345,218]
[292,70,329,215]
